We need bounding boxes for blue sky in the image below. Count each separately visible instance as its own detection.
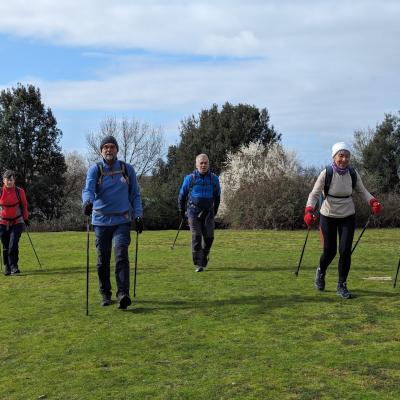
[0,0,399,167]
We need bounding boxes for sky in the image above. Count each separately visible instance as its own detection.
[0,0,399,167]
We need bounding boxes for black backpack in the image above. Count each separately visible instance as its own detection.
[323,165,357,198]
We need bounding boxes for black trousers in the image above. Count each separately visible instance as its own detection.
[0,223,24,272]
[319,214,356,283]
[188,212,214,267]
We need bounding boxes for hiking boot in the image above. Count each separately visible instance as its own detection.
[4,270,11,276]
[118,294,132,309]
[314,267,325,291]
[337,282,352,299]
[195,266,204,272]
[101,293,112,307]
[11,267,20,274]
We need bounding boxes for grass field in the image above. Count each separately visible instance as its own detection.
[0,228,399,399]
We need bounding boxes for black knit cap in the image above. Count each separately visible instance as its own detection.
[100,135,119,151]
[3,170,15,180]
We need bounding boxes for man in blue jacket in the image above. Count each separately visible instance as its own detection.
[178,154,221,272]
[82,136,143,309]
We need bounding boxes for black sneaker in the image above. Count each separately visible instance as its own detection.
[314,267,325,291]
[195,266,204,272]
[4,270,11,276]
[11,268,20,274]
[337,282,352,299]
[118,294,132,309]
[101,294,112,307]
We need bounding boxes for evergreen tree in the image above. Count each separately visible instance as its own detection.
[353,112,400,194]
[168,102,280,176]
[0,84,67,219]
[147,102,280,228]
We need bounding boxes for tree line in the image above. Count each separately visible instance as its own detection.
[1,83,399,231]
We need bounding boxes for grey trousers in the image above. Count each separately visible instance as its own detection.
[188,213,214,267]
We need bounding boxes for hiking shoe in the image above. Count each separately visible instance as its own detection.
[118,294,132,309]
[4,270,11,276]
[101,294,112,307]
[195,266,204,272]
[314,267,325,291]
[337,282,352,299]
[11,268,20,274]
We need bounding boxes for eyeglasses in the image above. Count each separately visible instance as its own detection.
[102,144,117,151]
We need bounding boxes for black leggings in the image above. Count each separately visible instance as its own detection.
[319,214,355,283]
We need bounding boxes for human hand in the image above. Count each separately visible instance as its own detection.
[369,198,382,215]
[83,201,93,216]
[303,206,316,228]
[135,217,143,234]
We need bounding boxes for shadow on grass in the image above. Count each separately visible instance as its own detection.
[126,294,339,314]
[211,266,298,273]
[19,268,87,275]
[18,266,162,276]
[352,288,399,298]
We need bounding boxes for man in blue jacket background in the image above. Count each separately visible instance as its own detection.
[178,154,221,272]
[82,136,143,309]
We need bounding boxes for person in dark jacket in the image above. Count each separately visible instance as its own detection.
[0,170,29,276]
[82,136,143,309]
[178,154,221,272]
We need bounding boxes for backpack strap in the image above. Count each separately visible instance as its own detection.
[324,165,357,198]
[348,166,357,189]
[96,162,105,192]
[323,166,333,198]
[96,161,131,194]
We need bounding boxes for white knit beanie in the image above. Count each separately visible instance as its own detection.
[331,142,351,158]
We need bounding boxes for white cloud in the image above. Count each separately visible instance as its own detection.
[1,0,399,165]
[0,1,398,58]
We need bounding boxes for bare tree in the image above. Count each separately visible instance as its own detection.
[86,116,165,180]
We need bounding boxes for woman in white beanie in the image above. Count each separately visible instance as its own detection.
[303,142,382,299]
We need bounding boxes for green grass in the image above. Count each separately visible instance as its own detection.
[0,228,399,399]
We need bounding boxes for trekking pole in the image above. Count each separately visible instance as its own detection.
[86,217,90,316]
[133,232,139,297]
[25,226,42,269]
[294,228,311,276]
[394,257,400,289]
[0,245,2,271]
[171,219,184,250]
[351,214,371,255]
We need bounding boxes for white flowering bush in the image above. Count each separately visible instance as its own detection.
[219,142,315,229]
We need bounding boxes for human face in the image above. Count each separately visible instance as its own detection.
[101,143,118,163]
[196,156,209,175]
[3,176,15,189]
[334,150,350,169]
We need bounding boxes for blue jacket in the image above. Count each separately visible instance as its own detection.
[178,170,221,218]
[82,159,142,226]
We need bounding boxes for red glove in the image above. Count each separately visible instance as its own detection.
[369,198,382,215]
[304,206,316,228]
